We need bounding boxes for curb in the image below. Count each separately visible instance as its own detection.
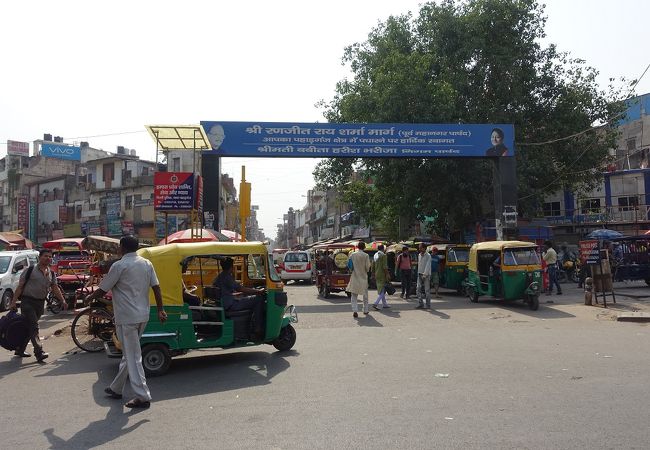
[617,312,650,322]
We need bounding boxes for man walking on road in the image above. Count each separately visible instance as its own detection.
[416,243,432,309]
[85,235,167,409]
[543,240,562,300]
[10,248,67,362]
[347,241,371,318]
[372,244,391,310]
[430,247,442,299]
[396,246,412,299]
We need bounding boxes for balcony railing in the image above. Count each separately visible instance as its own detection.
[542,205,650,225]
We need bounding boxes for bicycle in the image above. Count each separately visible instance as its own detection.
[71,298,115,352]
[46,290,64,314]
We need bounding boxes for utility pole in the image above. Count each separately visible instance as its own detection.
[239,166,251,242]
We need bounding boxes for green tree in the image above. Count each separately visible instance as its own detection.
[314,0,626,239]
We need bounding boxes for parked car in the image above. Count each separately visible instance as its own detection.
[0,250,40,311]
[280,250,313,283]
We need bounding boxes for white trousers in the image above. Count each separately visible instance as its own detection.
[110,322,152,402]
[351,292,369,313]
[373,288,388,307]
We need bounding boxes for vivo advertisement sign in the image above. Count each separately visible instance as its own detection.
[200,121,514,158]
[41,143,81,161]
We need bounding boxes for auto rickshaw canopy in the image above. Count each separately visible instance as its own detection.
[138,241,270,306]
[468,241,537,272]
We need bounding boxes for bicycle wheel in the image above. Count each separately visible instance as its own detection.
[71,308,115,352]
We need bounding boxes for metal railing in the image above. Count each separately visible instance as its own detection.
[542,205,650,225]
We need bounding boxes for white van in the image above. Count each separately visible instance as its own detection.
[0,250,40,311]
[280,250,313,283]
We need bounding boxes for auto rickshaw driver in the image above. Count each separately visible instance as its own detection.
[212,257,266,340]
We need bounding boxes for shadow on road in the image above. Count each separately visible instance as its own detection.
[355,314,382,327]
[43,374,150,449]
[297,296,574,318]
[425,308,450,319]
[41,349,298,447]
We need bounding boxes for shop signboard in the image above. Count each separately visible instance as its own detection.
[154,172,198,211]
[579,240,600,265]
[28,202,36,241]
[17,196,29,231]
[7,140,29,157]
[41,143,81,161]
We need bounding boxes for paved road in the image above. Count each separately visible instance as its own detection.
[1,283,649,449]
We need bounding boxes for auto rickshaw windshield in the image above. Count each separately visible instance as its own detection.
[503,248,540,266]
[448,248,469,262]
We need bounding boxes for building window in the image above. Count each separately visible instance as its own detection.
[76,205,82,219]
[626,138,636,151]
[89,203,96,211]
[125,195,133,210]
[580,198,601,214]
[618,196,639,211]
[172,157,181,172]
[542,202,561,217]
[103,163,115,181]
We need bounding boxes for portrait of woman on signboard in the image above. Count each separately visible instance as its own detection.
[485,127,509,157]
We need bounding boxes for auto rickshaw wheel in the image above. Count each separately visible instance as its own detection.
[467,286,479,303]
[528,294,539,311]
[142,343,172,377]
[273,324,296,351]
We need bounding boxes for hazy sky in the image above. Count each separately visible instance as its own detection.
[1,0,648,240]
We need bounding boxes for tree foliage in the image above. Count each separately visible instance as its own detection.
[314,0,627,238]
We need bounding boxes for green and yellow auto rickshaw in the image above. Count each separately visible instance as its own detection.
[104,241,298,376]
[427,244,470,293]
[463,241,542,310]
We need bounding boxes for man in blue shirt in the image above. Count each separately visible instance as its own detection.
[213,257,265,339]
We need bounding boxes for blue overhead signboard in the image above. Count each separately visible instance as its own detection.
[41,143,81,161]
[200,121,514,158]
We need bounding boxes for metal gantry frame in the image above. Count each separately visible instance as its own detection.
[145,125,212,243]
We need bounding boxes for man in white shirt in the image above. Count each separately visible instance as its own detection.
[543,240,562,297]
[85,235,166,409]
[416,243,432,309]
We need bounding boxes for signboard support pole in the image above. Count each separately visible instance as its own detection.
[240,166,247,242]
[164,212,168,245]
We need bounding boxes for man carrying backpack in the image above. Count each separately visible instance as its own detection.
[9,248,67,362]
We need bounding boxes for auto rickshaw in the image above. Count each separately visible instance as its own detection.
[463,241,542,310]
[313,243,355,298]
[104,241,298,376]
[427,244,470,293]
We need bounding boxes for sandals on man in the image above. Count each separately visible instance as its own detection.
[104,387,122,399]
[125,398,151,409]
